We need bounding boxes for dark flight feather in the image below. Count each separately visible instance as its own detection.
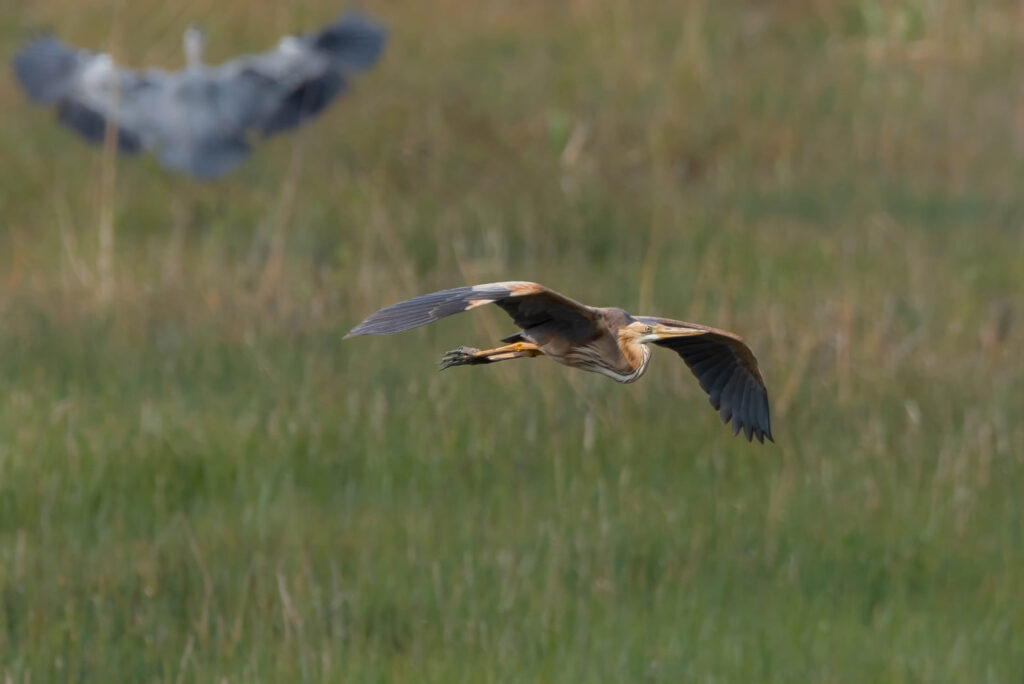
[344,281,597,340]
[639,316,772,443]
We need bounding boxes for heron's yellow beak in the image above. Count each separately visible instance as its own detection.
[635,324,702,344]
[653,325,702,338]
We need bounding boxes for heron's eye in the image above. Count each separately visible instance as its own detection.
[644,325,654,334]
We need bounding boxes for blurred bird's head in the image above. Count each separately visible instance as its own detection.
[183,24,205,68]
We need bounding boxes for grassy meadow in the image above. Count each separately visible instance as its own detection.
[2,0,1024,680]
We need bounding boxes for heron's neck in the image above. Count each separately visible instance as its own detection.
[184,33,204,68]
[633,343,653,380]
[608,339,651,384]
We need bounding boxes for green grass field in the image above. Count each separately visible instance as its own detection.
[2,1,1024,681]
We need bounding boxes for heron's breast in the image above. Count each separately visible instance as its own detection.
[543,335,650,384]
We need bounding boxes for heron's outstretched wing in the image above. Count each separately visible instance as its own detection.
[13,37,149,153]
[216,12,386,136]
[14,37,88,104]
[345,282,598,339]
[638,316,772,443]
[258,70,346,134]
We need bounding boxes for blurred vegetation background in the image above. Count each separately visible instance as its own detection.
[2,0,1023,681]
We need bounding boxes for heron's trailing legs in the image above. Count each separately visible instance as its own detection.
[440,342,542,370]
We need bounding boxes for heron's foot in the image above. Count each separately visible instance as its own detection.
[440,346,482,370]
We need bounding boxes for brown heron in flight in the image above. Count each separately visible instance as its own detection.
[345,281,773,442]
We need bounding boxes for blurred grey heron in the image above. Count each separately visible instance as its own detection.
[13,12,386,179]
[346,281,773,442]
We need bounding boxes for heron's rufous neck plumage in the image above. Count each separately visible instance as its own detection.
[608,328,653,383]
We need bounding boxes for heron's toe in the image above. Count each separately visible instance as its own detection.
[439,346,480,370]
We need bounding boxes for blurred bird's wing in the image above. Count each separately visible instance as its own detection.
[345,281,599,340]
[637,316,773,443]
[215,11,387,135]
[13,36,161,153]
[14,37,92,104]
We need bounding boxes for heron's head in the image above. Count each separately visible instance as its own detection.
[183,24,205,68]
[627,319,703,345]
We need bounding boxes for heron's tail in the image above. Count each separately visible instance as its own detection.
[312,12,387,70]
[13,38,80,103]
